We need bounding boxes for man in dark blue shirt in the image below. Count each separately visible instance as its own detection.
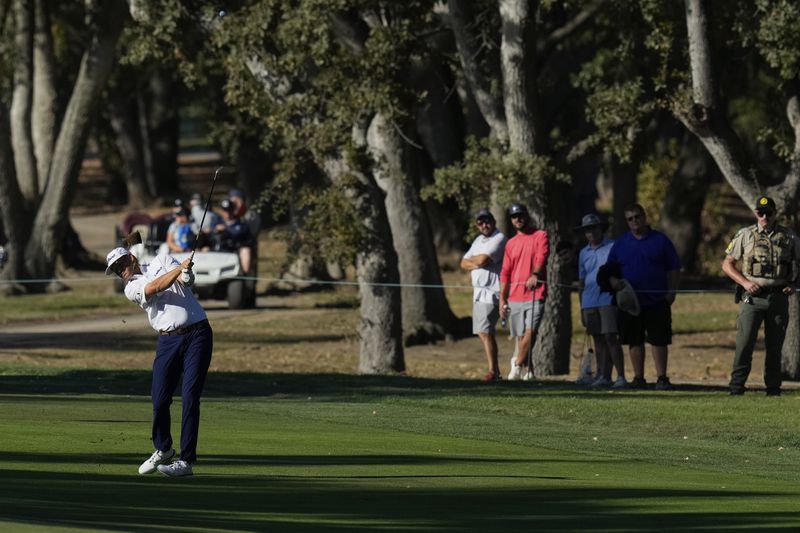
[607,203,681,390]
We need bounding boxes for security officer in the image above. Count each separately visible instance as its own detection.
[722,196,799,396]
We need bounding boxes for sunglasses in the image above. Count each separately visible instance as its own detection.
[510,213,526,220]
[756,210,775,218]
[476,218,493,226]
[626,214,643,222]
[112,256,130,276]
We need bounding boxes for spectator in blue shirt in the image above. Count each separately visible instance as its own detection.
[607,203,681,390]
[577,214,627,389]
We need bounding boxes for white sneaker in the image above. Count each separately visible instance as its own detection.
[522,369,534,381]
[138,449,176,475]
[612,377,629,389]
[507,356,523,381]
[590,376,612,388]
[157,459,193,477]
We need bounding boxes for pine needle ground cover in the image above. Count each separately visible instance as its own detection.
[1,370,799,532]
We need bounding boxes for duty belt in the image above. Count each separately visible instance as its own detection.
[159,319,209,336]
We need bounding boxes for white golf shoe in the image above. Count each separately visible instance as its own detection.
[522,368,534,381]
[138,449,176,475]
[507,356,524,381]
[157,460,193,477]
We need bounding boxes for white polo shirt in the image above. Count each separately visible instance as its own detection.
[124,252,207,333]
[463,229,507,303]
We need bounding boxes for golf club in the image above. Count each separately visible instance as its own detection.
[189,166,224,263]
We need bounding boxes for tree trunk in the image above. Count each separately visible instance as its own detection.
[10,0,38,205]
[0,107,29,292]
[107,81,150,208]
[146,69,179,197]
[658,132,709,273]
[413,62,465,256]
[324,123,404,374]
[24,0,127,284]
[367,113,459,345]
[610,155,637,237]
[31,0,57,192]
[782,294,800,379]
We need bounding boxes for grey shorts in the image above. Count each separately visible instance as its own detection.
[473,301,499,334]
[581,306,618,335]
[509,299,544,337]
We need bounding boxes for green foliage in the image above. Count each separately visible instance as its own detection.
[754,0,800,80]
[423,136,566,219]
[585,79,653,163]
[636,138,679,227]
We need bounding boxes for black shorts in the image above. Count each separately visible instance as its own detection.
[618,300,672,346]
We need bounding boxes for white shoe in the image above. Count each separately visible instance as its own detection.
[590,376,612,388]
[138,449,176,475]
[612,377,629,389]
[522,369,534,381]
[157,459,193,477]
[507,356,523,381]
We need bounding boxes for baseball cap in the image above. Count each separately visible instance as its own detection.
[755,196,776,212]
[176,207,191,218]
[191,192,203,202]
[229,188,244,199]
[474,208,494,221]
[220,198,234,212]
[508,203,528,216]
[105,247,130,276]
[575,213,605,230]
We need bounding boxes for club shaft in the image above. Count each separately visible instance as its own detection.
[190,166,223,263]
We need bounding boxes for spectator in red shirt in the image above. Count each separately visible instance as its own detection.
[499,203,550,381]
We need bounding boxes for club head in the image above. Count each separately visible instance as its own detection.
[123,231,142,249]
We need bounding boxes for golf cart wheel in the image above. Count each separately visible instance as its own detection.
[227,280,246,309]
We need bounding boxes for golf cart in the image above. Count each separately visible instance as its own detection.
[115,212,257,309]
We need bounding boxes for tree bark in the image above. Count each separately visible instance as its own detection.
[367,113,460,345]
[25,0,127,283]
[10,0,38,205]
[146,69,179,197]
[325,122,404,374]
[658,132,709,273]
[0,107,28,291]
[31,0,57,192]
[107,80,150,208]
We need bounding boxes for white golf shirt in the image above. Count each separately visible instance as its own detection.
[125,252,207,333]
[463,229,507,303]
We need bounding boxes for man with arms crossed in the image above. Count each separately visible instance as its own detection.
[607,203,681,390]
[499,203,550,381]
[461,208,507,381]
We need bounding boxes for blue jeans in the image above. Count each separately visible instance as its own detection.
[151,322,213,463]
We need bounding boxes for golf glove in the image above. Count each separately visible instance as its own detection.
[181,268,195,287]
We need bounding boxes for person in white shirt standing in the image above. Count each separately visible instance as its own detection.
[460,208,507,381]
[105,245,212,477]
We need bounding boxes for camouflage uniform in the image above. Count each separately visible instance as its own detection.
[725,223,799,394]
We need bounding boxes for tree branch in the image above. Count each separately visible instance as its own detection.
[447,0,507,140]
[684,0,716,109]
[537,0,605,58]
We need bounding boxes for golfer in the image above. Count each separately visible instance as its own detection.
[106,245,213,477]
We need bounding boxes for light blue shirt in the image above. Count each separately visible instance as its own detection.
[579,238,614,309]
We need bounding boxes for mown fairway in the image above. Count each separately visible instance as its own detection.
[1,369,800,531]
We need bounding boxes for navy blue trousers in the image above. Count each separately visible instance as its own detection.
[151,322,213,463]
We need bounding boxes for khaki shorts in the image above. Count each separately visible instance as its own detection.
[473,301,499,334]
[509,299,544,337]
[581,306,618,335]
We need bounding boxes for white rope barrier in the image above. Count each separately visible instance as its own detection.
[0,273,736,294]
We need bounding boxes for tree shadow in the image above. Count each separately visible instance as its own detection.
[0,466,796,532]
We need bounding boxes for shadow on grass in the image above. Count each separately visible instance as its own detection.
[0,467,796,532]
[0,369,736,399]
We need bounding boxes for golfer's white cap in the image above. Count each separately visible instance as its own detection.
[105,247,131,276]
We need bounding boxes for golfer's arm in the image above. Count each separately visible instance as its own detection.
[499,281,510,303]
[144,267,183,298]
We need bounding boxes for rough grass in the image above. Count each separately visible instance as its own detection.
[0,370,799,531]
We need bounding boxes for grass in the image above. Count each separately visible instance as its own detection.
[0,283,129,326]
[1,369,800,531]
